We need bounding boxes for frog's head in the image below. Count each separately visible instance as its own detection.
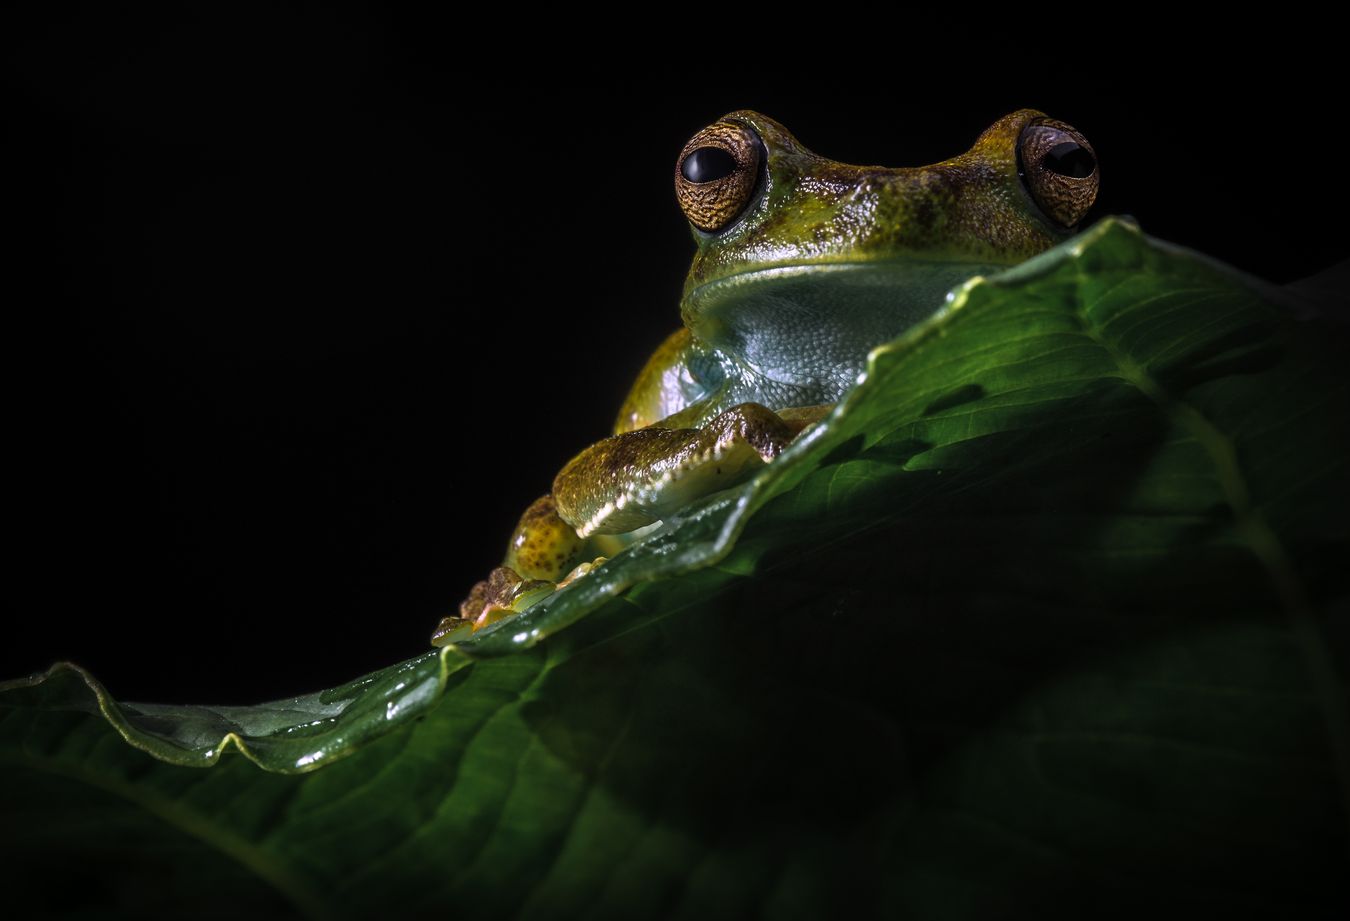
[675,110,1098,385]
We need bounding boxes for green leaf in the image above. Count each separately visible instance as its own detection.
[4,218,1348,919]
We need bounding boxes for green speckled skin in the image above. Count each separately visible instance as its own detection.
[617,109,1072,438]
[438,110,1087,641]
[684,109,1063,293]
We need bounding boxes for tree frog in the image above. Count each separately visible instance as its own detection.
[432,109,1098,645]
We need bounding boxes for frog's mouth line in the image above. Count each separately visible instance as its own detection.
[683,258,1004,306]
[680,260,1009,348]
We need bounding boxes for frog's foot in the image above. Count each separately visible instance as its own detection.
[432,495,606,646]
[553,401,819,539]
[432,566,556,645]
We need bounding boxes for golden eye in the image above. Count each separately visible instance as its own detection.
[674,122,761,233]
[1018,118,1099,228]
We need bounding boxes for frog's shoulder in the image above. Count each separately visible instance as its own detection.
[614,329,723,434]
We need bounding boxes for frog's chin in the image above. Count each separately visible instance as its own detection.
[681,259,1001,395]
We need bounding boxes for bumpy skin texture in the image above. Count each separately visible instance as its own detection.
[437,109,1093,640]
[555,402,821,538]
[619,109,1085,440]
[682,109,1065,294]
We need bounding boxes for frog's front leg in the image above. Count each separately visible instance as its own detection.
[433,402,828,645]
[553,401,825,539]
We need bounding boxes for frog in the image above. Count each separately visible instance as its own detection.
[432,108,1098,645]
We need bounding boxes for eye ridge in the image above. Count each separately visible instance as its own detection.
[681,147,739,184]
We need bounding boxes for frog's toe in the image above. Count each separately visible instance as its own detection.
[431,614,474,646]
[557,556,608,588]
[704,402,799,463]
[433,566,555,645]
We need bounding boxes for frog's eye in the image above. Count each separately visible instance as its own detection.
[675,122,761,233]
[1018,118,1099,228]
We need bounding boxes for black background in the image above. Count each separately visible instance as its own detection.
[7,9,1346,703]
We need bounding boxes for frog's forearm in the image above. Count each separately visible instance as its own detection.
[554,402,825,538]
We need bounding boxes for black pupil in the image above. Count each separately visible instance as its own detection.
[1043,142,1095,178]
[681,147,738,183]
